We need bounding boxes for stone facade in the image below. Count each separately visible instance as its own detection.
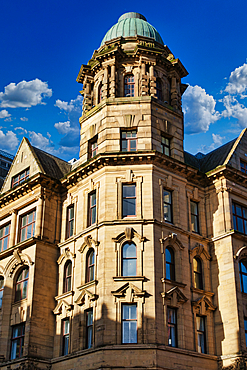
[0,11,247,370]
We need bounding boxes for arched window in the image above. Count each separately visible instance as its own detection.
[193,257,203,290]
[156,78,162,100]
[0,276,4,308]
[122,242,136,276]
[239,259,247,293]
[64,261,72,293]
[166,247,175,281]
[15,267,29,302]
[124,75,135,97]
[98,82,103,103]
[86,249,95,282]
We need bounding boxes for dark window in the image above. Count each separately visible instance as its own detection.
[12,168,29,187]
[122,242,136,276]
[0,223,10,252]
[64,261,72,293]
[156,78,162,100]
[124,75,135,97]
[98,82,103,103]
[0,276,4,309]
[86,249,95,282]
[89,137,98,158]
[86,309,93,349]
[191,201,199,233]
[166,247,175,281]
[67,205,74,238]
[15,267,29,302]
[122,184,136,217]
[20,210,36,242]
[62,318,70,355]
[244,317,247,346]
[233,203,247,235]
[167,307,177,347]
[121,130,137,152]
[239,260,247,293]
[197,316,206,353]
[164,190,172,222]
[193,257,203,290]
[10,323,25,360]
[241,160,247,174]
[122,304,137,344]
[88,191,96,226]
[161,136,170,156]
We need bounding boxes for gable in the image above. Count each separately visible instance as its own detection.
[224,128,247,171]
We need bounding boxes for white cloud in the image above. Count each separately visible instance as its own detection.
[0,110,11,119]
[54,121,77,135]
[225,63,247,95]
[15,126,28,134]
[222,95,247,128]
[55,95,82,113]
[28,131,53,151]
[183,85,220,134]
[199,133,225,153]
[20,117,28,121]
[0,130,18,150]
[0,78,52,108]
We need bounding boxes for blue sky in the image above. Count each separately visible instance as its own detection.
[1,0,247,160]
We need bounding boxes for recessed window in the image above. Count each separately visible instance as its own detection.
[244,317,247,346]
[15,267,29,302]
[239,260,247,293]
[161,136,170,156]
[0,223,10,252]
[89,136,98,158]
[88,191,96,226]
[12,168,29,187]
[86,249,95,283]
[196,315,206,353]
[167,307,177,347]
[191,201,199,233]
[164,189,172,222]
[86,309,93,349]
[232,203,247,235]
[62,318,70,356]
[193,257,203,290]
[10,323,25,360]
[241,160,247,174]
[64,261,72,293]
[67,205,74,239]
[98,82,103,103]
[122,304,137,344]
[20,210,36,242]
[156,78,162,100]
[122,242,136,276]
[166,247,175,281]
[122,184,136,217]
[124,75,135,97]
[0,276,4,309]
[121,130,137,152]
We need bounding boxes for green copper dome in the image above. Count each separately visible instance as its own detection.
[100,12,164,46]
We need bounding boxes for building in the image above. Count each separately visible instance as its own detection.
[0,11,247,370]
[0,150,14,190]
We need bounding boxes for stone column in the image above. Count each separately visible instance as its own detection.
[110,64,116,98]
[34,196,43,238]
[9,210,17,248]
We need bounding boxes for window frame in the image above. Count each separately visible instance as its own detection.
[124,74,135,97]
[62,318,70,356]
[88,191,97,226]
[193,257,203,290]
[64,261,72,293]
[10,323,25,360]
[122,184,136,218]
[19,209,36,242]
[165,246,175,281]
[163,189,172,222]
[121,130,137,152]
[239,259,247,293]
[86,249,95,283]
[0,222,10,252]
[167,307,177,347]
[121,303,137,344]
[86,308,93,349]
[15,267,29,302]
[232,202,247,235]
[240,160,247,174]
[66,205,74,239]
[12,168,30,187]
[244,317,247,347]
[161,136,170,156]
[89,136,98,158]
[156,78,163,101]
[196,315,206,354]
[122,242,137,277]
[190,201,199,234]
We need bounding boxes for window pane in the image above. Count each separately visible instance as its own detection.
[237,217,244,233]
[191,214,198,233]
[22,216,27,227]
[123,185,135,198]
[241,261,247,274]
[91,207,96,224]
[130,140,136,151]
[0,277,4,290]
[3,237,8,251]
[22,281,28,299]
[123,243,136,258]
[122,140,127,151]
[242,274,247,293]
[87,310,93,326]
[63,335,69,355]
[198,333,205,353]
[191,201,198,215]
[87,327,93,348]
[233,215,237,230]
[23,268,29,279]
[123,198,135,217]
[236,205,242,216]
[123,260,136,276]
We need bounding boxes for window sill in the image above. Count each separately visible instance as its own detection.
[12,298,28,307]
[113,276,146,281]
[77,280,98,290]
[190,287,214,296]
[55,291,74,301]
[161,278,186,288]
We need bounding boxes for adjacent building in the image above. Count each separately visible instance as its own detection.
[0,150,14,190]
[0,12,247,370]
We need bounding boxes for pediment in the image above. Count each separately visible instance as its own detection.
[111,282,147,302]
[4,248,34,277]
[57,248,75,265]
[75,288,98,306]
[192,295,216,314]
[112,227,146,243]
[160,233,184,250]
[161,286,188,306]
[189,243,211,261]
[53,299,73,315]
[78,235,99,254]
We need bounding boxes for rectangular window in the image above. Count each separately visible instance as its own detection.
[88,191,96,226]
[67,205,74,238]
[20,210,36,242]
[164,189,172,222]
[191,201,199,233]
[241,160,247,174]
[62,319,70,355]
[167,307,177,347]
[89,136,98,158]
[197,315,206,354]
[245,317,247,347]
[122,184,136,217]
[121,130,137,152]
[12,168,30,187]
[10,323,25,360]
[233,203,247,235]
[86,309,93,349]
[161,136,170,156]
[0,223,10,252]
[122,304,137,344]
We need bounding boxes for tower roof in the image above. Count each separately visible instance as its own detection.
[100,12,164,47]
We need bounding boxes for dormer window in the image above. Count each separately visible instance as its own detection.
[240,160,247,174]
[161,136,170,156]
[12,168,30,187]
[124,75,135,97]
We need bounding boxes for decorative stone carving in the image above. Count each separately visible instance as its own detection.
[161,286,188,307]
[192,295,216,315]
[111,282,147,302]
